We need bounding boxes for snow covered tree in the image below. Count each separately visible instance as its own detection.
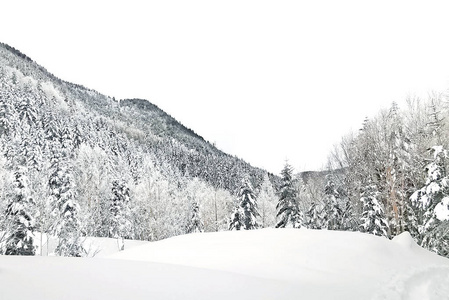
[305,201,325,230]
[382,101,419,237]
[258,173,277,228]
[410,146,449,256]
[229,206,244,231]
[322,174,343,230]
[3,167,35,255]
[48,143,84,257]
[74,143,113,238]
[276,163,303,228]
[360,183,389,237]
[433,198,449,257]
[237,178,259,230]
[0,93,14,135]
[109,180,132,250]
[341,199,357,231]
[186,201,204,233]
[18,96,37,127]
[427,98,444,144]
[404,198,420,238]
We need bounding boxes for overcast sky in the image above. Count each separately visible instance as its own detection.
[2,1,449,175]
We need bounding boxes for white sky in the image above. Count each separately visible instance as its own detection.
[2,1,449,175]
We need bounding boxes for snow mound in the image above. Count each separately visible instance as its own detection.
[110,228,449,299]
[392,231,418,249]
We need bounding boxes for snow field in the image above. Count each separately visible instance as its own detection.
[1,228,449,300]
[0,255,290,300]
[110,228,449,299]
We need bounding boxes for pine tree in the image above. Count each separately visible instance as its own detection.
[3,167,35,255]
[237,178,260,230]
[109,180,132,250]
[404,196,420,238]
[323,174,343,230]
[410,146,449,256]
[360,183,389,237]
[341,199,356,231]
[276,163,303,228]
[186,202,204,233]
[48,143,84,257]
[305,201,324,229]
[229,206,244,231]
[0,93,14,135]
[18,96,37,127]
[433,197,449,257]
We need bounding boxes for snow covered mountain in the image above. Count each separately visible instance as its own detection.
[0,42,270,192]
[0,42,275,243]
[1,228,448,300]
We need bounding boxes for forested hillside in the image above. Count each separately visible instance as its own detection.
[0,42,275,255]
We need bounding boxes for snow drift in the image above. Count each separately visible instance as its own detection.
[1,228,449,300]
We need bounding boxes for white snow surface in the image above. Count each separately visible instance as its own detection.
[2,228,449,300]
[435,197,449,221]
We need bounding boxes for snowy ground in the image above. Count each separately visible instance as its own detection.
[1,228,449,300]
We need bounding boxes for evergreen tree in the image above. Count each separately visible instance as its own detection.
[186,201,204,233]
[3,167,35,255]
[276,163,303,228]
[18,96,37,127]
[410,146,449,256]
[229,206,244,231]
[305,201,325,229]
[48,143,84,257]
[323,174,343,230]
[360,183,389,237]
[341,199,356,231]
[109,180,132,250]
[237,178,259,230]
[433,197,449,257]
[0,93,14,135]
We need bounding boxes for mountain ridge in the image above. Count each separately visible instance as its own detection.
[0,41,318,180]
[0,41,283,241]
[0,41,273,187]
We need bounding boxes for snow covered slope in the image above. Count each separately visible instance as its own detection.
[0,256,289,300]
[110,228,449,299]
[1,229,449,299]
